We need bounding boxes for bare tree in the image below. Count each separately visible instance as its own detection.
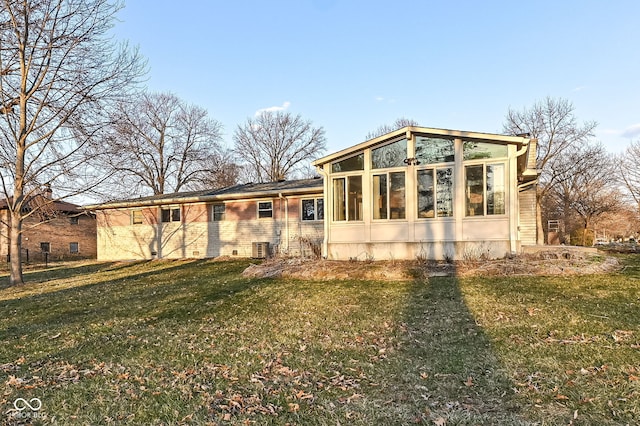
[546,142,621,244]
[198,146,242,189]
[233,111,326,182]
[503,97,597,244]
[0,0,145,285]
[103,92,225,197]
[366,117,419,140]
[619,140,640,211]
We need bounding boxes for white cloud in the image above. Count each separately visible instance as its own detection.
[622,123,640,138]
[572,85,587,92]
[255,101,291,116]
[375,96,384,102]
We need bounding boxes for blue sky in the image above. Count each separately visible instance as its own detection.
[113,0,640,155]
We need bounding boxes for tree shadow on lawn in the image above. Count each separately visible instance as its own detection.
[0,260,250,338]
[0,260,131,289]
[0,259,263,364]
[375,275,527,425]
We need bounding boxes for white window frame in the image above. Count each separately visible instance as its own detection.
[301,198,324,221]
[332,174,363,222]
[464,162,507,217]
[211,203,225,221]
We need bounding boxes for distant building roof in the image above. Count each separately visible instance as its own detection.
[86,178,324,210]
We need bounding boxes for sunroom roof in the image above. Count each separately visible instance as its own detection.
[313,126,532,167]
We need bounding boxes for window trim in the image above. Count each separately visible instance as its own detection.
[131,209,143,225]
[257,200,274,219]
[416,166,454,219]
[211,203,226,222]
[464,162,507,217]
[332,175,363,222]
[372,170,406,221]
[40,242,51,253]
[301,197,324,221]
[160,206,181,223]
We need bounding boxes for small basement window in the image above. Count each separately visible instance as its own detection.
[40,242,50,253]
[69,242,79,254]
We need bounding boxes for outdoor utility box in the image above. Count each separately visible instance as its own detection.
[252,242,270,259]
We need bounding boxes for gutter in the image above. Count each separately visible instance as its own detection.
[83,186,323,211]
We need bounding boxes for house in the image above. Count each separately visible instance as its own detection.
[0,192,97,261]
[312,126,539,260]
[89,179,324,260]
[90,126,539,262]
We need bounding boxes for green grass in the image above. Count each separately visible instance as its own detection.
[1,257,639,425]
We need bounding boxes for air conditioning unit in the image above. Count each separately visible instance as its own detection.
[252,242,270,259]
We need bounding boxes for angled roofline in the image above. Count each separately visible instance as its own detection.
[84,178,324,211]
[313,126,532,167]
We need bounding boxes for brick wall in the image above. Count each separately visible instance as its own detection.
[96,195,324,260]
[0,211,97,261]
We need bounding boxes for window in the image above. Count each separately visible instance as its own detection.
[463,141,508,160]
[40,242,50,253]
[258,201,273,219]
[332,176,362,221]
[332,153,364,172]
[415,137,455,164]
[487,164,506,215]
[211,204,225,221]
[131,210,143,225]
[465,163,506,216]
[161,207,181,223]
[417,168,453,218]
[373,172,405,219]
[69,242,79,254]
[301,198,324,221]
[372,138,407,169]
[69,216,79,225]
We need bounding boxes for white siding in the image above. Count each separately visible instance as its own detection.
[518,185,537,245]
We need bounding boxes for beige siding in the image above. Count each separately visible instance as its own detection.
[518,185,537,245]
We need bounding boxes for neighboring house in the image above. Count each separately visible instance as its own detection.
[0,193,97,261]
[88,179,324,261]
[312,126,539,261]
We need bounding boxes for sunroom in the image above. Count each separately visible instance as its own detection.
[313,126,538,261]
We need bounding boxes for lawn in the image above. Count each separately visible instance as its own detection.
[1,256,639,425]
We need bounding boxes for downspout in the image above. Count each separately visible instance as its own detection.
[316,165,329,259]
[278,193,289,255]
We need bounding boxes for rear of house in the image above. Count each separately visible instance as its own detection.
[91,179,324,260]
[90,126,539,262]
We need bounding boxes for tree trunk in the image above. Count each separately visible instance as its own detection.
[9,209,24,286]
